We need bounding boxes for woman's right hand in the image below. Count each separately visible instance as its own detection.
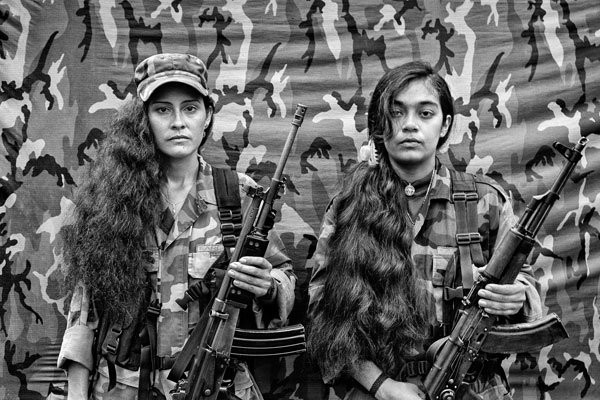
[376,379,426,400]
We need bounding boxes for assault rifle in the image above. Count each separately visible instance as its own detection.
[423,137,588,400]
[168,104,308,400]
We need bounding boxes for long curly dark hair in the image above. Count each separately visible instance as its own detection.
[62,84,216,318]
[308,158,428,381]
[308,61,452,381]
[61,98,163,318]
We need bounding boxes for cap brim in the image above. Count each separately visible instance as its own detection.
[138,75,209,102]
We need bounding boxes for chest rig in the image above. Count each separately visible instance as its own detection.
[402,170,490,382]
[436,169,488,338]
[94,167,242,399]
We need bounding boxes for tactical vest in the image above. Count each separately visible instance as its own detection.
[93,167,242,397]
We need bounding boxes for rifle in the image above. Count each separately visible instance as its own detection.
[167,104,308,400]
[423,137,588,400]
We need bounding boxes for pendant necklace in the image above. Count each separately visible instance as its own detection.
[406,171,435,225]
[161,190,185,214]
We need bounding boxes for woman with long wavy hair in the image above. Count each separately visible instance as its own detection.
[58,53,295,400]
[308,61,542,400]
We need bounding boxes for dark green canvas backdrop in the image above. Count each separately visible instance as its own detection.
[0,1,599,399]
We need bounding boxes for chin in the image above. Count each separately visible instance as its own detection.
[395,154,425,165]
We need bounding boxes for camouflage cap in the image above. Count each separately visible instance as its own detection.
[135,53,209,101]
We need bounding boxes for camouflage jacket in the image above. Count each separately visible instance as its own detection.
[308,161,543,392]
[58,156,295,397]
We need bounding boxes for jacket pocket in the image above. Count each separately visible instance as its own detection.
[188,244,224,279]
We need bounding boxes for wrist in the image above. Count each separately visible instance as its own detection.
[369,371,390,399]
[257,276,278,304]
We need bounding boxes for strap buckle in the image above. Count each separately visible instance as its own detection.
[443,286,464,300]
[452,192,478,202]
[221,222,241,235]
[146,301,162,319]
[103,325,122,355]
[456,232,481,245]
[222,234,238,248]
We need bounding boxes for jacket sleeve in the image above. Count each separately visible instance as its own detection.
[57,282,98,371]
[255,229,296,329]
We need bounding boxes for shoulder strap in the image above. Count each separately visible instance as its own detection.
[212,167,243,249]
[443,170,487,302]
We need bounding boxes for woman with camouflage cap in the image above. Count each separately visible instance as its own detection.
[307,61,542,400]
[58,53,295,399]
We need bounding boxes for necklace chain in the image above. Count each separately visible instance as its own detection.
[406,171,435,226]
[161,190,185,214]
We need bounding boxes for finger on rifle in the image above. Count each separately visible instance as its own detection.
[228,268,272,296]
[229,261,271,278]
[239,256,273,270]
[481,283,526,301]
[478,299,523,315]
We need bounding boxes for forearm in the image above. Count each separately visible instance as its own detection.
[350,360,386,397]
[350,360,425,400]
[67,361,90,400]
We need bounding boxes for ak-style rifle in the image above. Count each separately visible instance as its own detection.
[423,137,588,400]
[168,104,308,400]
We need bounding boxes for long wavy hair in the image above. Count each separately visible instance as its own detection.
[61,92,214,318]
[308,159,428,380]
[61,98,161,318]
[308,61,453,381]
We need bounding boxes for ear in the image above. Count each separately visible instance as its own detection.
[440,114,452,137]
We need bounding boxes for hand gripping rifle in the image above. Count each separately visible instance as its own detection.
[423,137,588,400]
[168,104,308,400]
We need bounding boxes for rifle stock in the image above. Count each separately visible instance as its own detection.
[168,104,308,400]
[423,137,588,400]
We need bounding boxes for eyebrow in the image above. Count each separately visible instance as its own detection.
[392,99,440,108]
[150,98,202,106]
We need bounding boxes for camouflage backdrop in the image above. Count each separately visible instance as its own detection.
[1,0,599,399]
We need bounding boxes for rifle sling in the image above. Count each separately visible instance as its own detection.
[167,302,212,383]
[480,313,569,354]
[139,300,162,400]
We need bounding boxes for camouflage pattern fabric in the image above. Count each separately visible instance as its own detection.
[0,1,598,399]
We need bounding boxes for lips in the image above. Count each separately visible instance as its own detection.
[399,138,421,145]
[169,135,190,140]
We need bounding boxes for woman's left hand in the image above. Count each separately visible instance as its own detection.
[227,256,274,298]
[478,282,526,316]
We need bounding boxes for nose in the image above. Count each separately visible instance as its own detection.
[171,109,185,130]
[402,111,418,132]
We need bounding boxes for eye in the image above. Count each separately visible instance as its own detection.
[390,108,404,118]
[183,104,199,113]
[152,105,170,114]
[420,109,435,118]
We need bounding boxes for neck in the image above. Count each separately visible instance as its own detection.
[161,154,199,188]
[389,157,436,183]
